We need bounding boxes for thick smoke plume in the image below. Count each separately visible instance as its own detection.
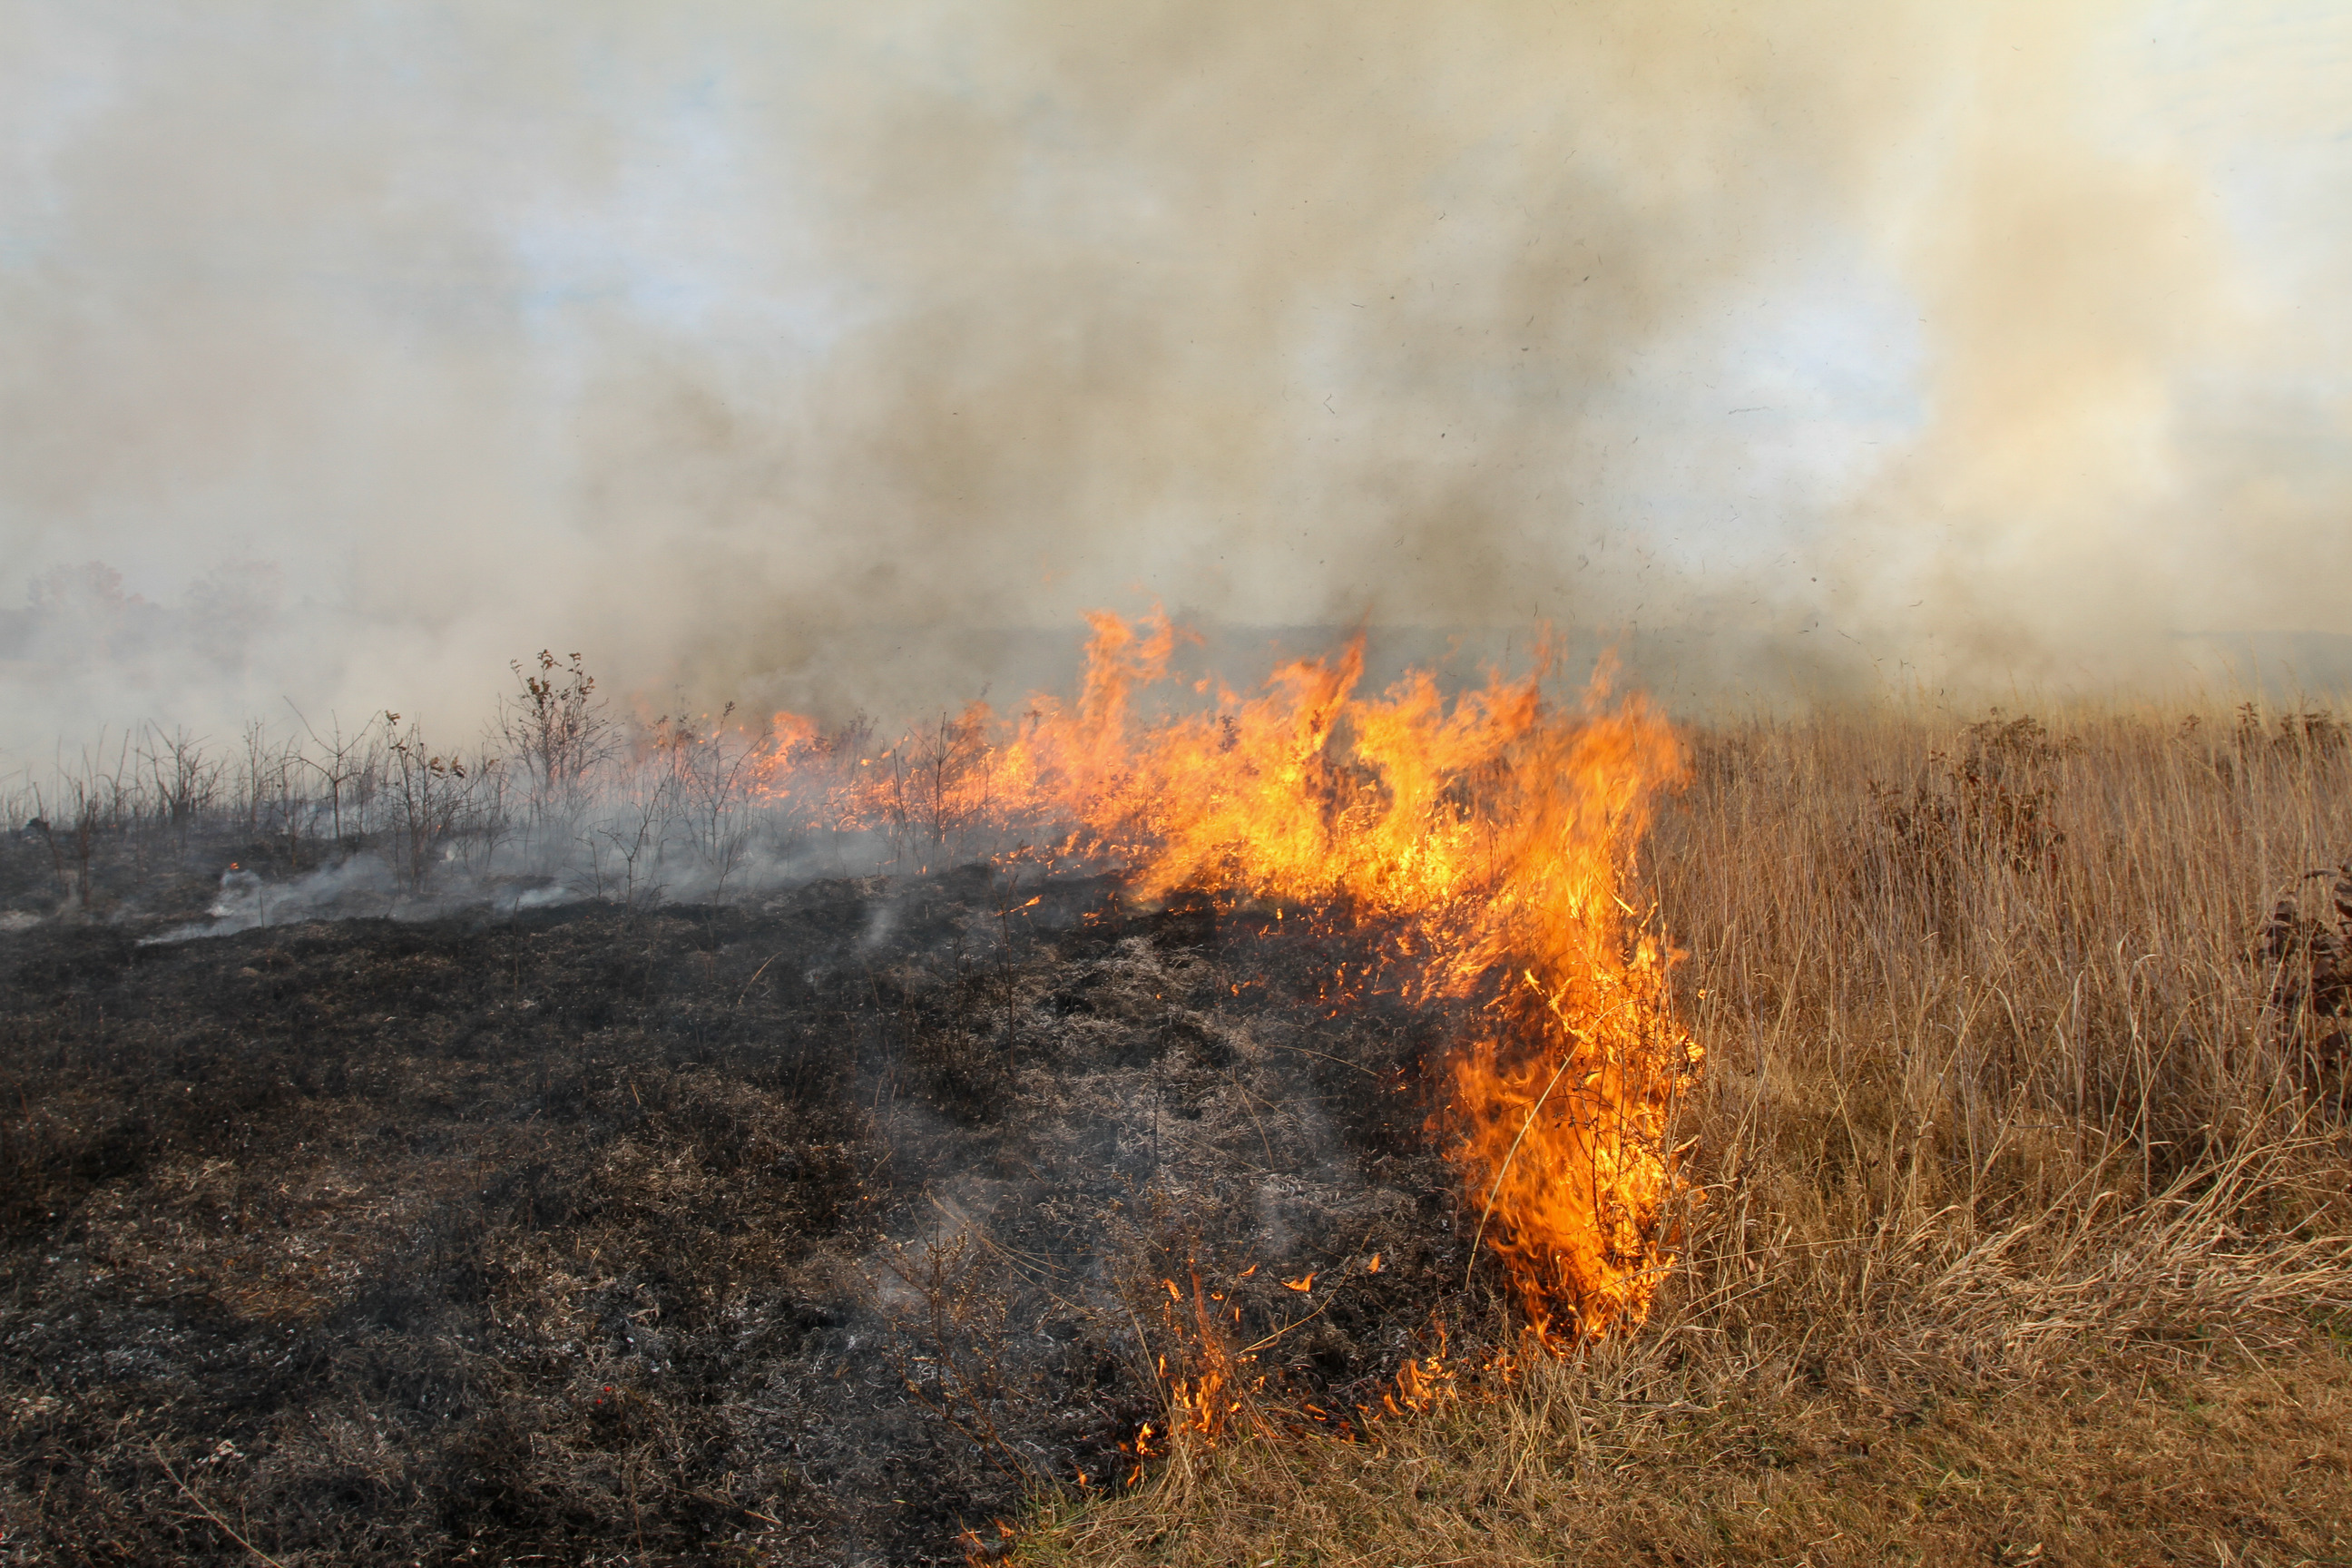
[5,0,2349,762]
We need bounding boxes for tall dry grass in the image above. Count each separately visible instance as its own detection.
[1014,701,2352,1565]
[1658,705,2351,1378]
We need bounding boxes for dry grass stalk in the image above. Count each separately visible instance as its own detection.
[1012,699,2352,1565]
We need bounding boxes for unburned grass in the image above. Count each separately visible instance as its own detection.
[1010,1338,2352,1566]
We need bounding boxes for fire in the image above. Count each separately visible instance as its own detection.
[1128,1269,1267,1478]
[753,611,1701,1343]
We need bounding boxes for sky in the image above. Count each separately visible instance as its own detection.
[3,0,2350,756]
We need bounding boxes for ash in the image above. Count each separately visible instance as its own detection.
[2,867,1468,1565]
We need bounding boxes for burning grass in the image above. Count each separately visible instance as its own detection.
[1011,700,2352,1566]
[743,616,1706,1344]
[6,628,2352,1564]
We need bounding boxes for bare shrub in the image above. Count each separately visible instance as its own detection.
[1864,710,2080,941]
[2235,699,2349,763]
[137,724,222,848]
[2259,860,2352,1103]
[655,704,763,900]
[29,735,139,911]
[284,706,386,849]
[578,745,680,910]
[497,650,612,811]
[383,713,486,893]
[875,706,995,872]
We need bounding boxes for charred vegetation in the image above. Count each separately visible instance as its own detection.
[1,868,1467,1565]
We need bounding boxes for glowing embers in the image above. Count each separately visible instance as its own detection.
[753,611,1703,1344]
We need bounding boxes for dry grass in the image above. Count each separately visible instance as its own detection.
[1009,1337,2352,1566]
[1012,701,2352,1565]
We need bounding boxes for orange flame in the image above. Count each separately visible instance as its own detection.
[754,612,1700,1342]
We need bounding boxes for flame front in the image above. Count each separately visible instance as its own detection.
[754,612,1700,1342]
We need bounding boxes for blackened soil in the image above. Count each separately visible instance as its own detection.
[1,870,1468,1566]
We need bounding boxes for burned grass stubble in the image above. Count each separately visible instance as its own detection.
[1,871,1468,1565]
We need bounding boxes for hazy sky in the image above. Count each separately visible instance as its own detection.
[4,0,2349,751]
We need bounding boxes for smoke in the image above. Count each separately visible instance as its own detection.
[5,0,2349,762]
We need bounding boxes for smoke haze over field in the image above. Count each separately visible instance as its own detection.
[5,0,2351,758]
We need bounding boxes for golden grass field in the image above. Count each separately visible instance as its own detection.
[1009,702,2352,1567]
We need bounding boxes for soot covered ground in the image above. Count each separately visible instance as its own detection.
[1,869,1469,1565]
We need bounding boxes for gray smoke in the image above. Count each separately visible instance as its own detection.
[5,0,2349,766]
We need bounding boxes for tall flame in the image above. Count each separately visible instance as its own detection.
[755,612,1700,1341]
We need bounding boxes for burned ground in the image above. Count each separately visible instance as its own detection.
[0,867,1467,1566]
